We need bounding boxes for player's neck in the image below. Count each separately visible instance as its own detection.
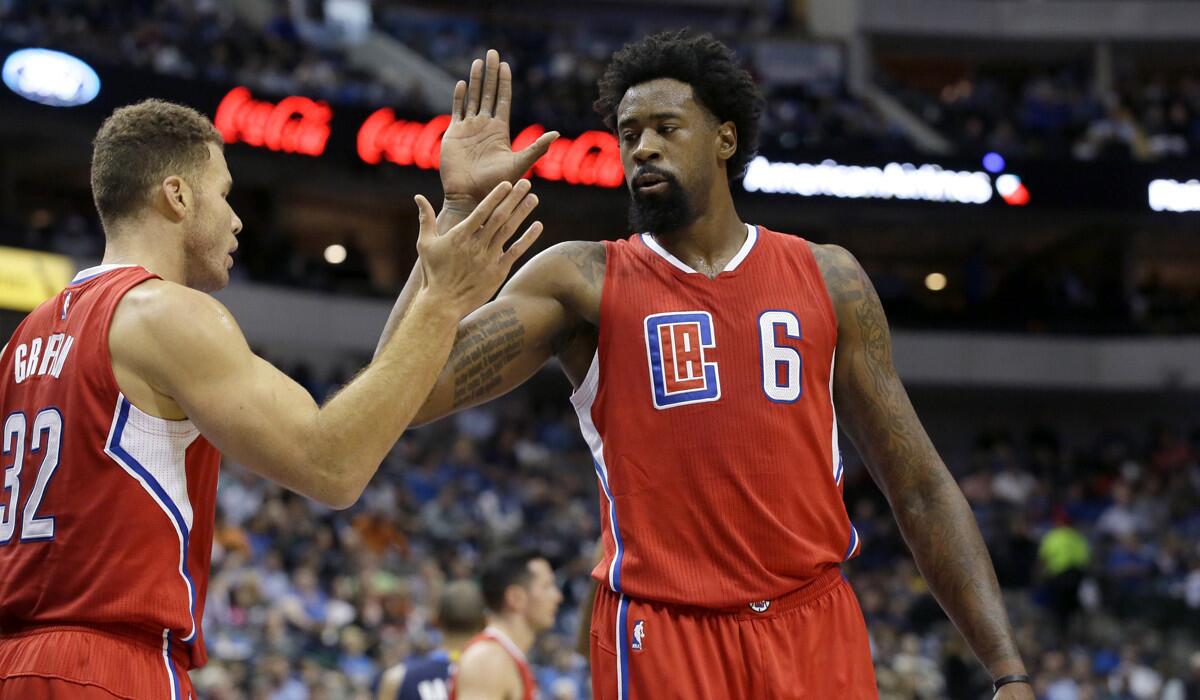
[650,191,745,277]
[443,632,475,654]
[100,225,187,286]
[489,616,534,654]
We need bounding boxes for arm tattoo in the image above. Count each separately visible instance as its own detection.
[811,244,864,306]
[814,244,1027,677]
[847,263,942,471]
[450,306,525,406]
[555,241,606,289]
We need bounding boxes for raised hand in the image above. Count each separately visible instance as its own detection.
[417,179,542,319]
[439,50,558,215]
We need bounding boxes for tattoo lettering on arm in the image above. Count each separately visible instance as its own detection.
[450,306,525,406]
[417,240,602,423]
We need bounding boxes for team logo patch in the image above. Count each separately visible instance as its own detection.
[749,600,771,613]
[632,619,646,652]
[644,311,721,409]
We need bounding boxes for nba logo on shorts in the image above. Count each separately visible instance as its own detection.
[632,619,646,652]
[644,311,720,409]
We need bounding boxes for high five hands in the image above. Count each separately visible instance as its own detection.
[438,49,559,222]
[416,179,541,319]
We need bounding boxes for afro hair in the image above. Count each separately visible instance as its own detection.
[595,29,764,179]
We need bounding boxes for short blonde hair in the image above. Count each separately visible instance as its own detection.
[90,99,224,228]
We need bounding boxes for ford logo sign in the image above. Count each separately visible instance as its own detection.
[3,48,101,107]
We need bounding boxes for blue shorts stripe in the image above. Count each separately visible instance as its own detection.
[616,595,631,700]
[164,630,181,700]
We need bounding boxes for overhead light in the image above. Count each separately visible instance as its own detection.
[925,272,947,292]
[324,244,347,265]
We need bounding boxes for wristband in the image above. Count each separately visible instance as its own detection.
[993,674,1031,693]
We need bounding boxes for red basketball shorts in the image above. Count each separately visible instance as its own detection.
[0,626,195,699]
[590,568,878,699]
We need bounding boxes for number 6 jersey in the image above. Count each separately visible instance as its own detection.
[0,264,220,671]
[571,225,859,611]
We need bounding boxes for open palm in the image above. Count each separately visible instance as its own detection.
[440,50,558,207]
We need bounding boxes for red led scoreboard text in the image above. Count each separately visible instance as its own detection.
[214,86,623,189]
[215,86,333,156]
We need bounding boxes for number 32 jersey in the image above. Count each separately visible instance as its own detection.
[571,225,860,611]
[0,265,220,670]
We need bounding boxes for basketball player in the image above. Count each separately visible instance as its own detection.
[377,580,487,700]
[386,37,1033,699]
[450,550,563,700]
[0,99,550,699]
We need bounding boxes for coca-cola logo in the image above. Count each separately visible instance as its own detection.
[356,108,623,188]
[356,108,449,169]
[214,86,332,157]
[213,87,626,188]
[512,124,623,188]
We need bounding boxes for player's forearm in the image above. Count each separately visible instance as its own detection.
[890,468,1027,679]
[374,201,476,359]
[374,263,424,360]
[314,293,461,506]
[411,298,557,426]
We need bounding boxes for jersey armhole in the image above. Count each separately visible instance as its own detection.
[798,239,840,346]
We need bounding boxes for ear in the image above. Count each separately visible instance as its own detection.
[504,584,528,614]
[716,120,738,163]
[159,175,191,222]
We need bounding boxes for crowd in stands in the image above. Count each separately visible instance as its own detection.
[890,66,1200,161]
[0,0,406,106]
[8,1,1200,163]
[374,6,909,156]
[186,366,1200,699]
[0,0,908,155]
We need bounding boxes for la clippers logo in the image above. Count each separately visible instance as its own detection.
[644,311,720,409]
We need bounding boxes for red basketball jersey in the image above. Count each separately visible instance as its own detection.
[571,226,859,611]
[0,264,220,673]
[449,626,537,700]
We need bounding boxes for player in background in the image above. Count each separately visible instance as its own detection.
[385,37,1033,700]
[0,99,550,699]
[377,581,487,700]
[450,550,563,700]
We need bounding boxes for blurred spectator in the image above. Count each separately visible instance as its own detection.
[888,63,1200,161]
[1038,513,1090,630]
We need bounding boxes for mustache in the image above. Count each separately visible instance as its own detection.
[631,165,679,186]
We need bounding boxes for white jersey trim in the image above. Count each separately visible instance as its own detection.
[104,395,202,643]
[71,263,139,283]
[829,351,843,484]
[482,625,528,663]
[568,350,600,410]
[570,350,624,593]
[640,223,758,274]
